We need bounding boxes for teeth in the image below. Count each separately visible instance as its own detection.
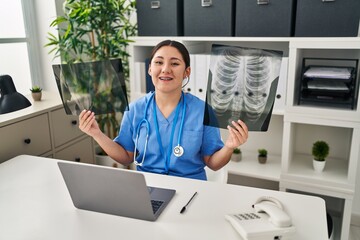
[160,77,172,81]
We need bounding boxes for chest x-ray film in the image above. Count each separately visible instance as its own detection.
[53,59,129,116]
[204,45,283,131]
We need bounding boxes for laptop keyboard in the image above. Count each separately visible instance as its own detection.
[151,200,164,214]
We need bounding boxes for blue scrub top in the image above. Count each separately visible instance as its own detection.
[114,92,224,180]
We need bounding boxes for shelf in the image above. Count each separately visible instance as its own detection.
[283,154,352,195]
[290,38,360,49]
[227,151,281,182]
[285,106,360,124]
[284,111,360,127]
[131,36,360,45]
[131,36,292,43]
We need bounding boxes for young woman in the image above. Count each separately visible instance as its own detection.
[79,40,248,180]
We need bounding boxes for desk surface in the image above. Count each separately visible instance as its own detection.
[0,155,328,240]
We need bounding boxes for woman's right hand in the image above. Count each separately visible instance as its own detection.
[79,110,101,138]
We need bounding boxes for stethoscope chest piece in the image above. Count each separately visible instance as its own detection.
[173,145,184,157]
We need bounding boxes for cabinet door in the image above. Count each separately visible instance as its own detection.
[55,137,94,164]
[0,114,51,163]
[273,57,288,113]
[51,108,84,147]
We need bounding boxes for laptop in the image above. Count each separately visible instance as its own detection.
[57,161,176,221]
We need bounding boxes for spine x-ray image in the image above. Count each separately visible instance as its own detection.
[204,45,283,131]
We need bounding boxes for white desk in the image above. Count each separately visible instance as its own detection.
[0,155,328,240]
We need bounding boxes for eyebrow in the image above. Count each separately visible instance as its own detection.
[154,56,182,62]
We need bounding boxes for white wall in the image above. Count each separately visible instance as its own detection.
[33,0,59,92]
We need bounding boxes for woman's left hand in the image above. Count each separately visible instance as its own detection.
[225,120,249,149]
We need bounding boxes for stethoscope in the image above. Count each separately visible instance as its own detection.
[134,91,186,172]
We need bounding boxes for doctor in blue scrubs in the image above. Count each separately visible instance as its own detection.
[79,40,248,180]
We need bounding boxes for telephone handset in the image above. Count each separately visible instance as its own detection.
[252,196,292,228]
[225,196,296,240]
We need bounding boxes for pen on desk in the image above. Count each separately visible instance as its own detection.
[180,191,197,214]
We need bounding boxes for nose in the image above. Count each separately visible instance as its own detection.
[161,63,171,73]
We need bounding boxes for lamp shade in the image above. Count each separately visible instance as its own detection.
[0,75,32,114]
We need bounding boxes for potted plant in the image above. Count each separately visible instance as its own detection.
[30,86,42,101]
[232,147,242,162]
[258,148,267,164]
[312,140,330,173]
[46,0,137,166]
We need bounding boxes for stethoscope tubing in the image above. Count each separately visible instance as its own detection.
[133,92,186,170]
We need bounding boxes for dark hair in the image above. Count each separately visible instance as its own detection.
[149,40,190,68]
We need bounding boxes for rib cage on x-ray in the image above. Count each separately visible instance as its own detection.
[244,55,270,121]
[206,45,282,131]
[211,48,243,115]
[211,49,271,123]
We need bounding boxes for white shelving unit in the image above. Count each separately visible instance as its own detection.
[281,38,360,240]
[128,37,360,240]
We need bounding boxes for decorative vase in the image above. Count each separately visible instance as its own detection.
[31,92,42,101]
[258,156,267,164]
[313,159,325,173]
[232,153,242,162]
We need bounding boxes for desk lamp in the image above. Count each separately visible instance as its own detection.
[0,75,31,114]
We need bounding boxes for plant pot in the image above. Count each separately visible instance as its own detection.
[258,156,267,164]
[313,159,325,173]
[31,92,42,101]
[232,153,242,162]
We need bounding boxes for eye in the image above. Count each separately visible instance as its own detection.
[154,60,163,65]
[171,62,180,66]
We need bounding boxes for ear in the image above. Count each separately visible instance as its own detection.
[148,64,152,76]
[184,66,191,79]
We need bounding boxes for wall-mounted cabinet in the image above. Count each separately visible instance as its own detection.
[129,37,360,240]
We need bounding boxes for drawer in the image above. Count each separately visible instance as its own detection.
[294,0,360,37]
[184,0,234,36]
[51,108,84,147]
[0,114,51,163]
[137,0,183,36]
[55,137,94,164]
[235,0,295,37]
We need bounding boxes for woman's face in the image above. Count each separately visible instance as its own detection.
[148,46,190,94]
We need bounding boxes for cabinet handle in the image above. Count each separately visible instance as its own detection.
[276,94,281,99]
[198,89,203,93]
[71,120,78,125]
[24,138,31,144]
[75,157,81,162]
[201,0,212,7]
[257,0,269,5]
[187,88,192,92]
[150,1,160,9]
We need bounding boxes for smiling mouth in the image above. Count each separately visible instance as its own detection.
[159,77,173,81]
